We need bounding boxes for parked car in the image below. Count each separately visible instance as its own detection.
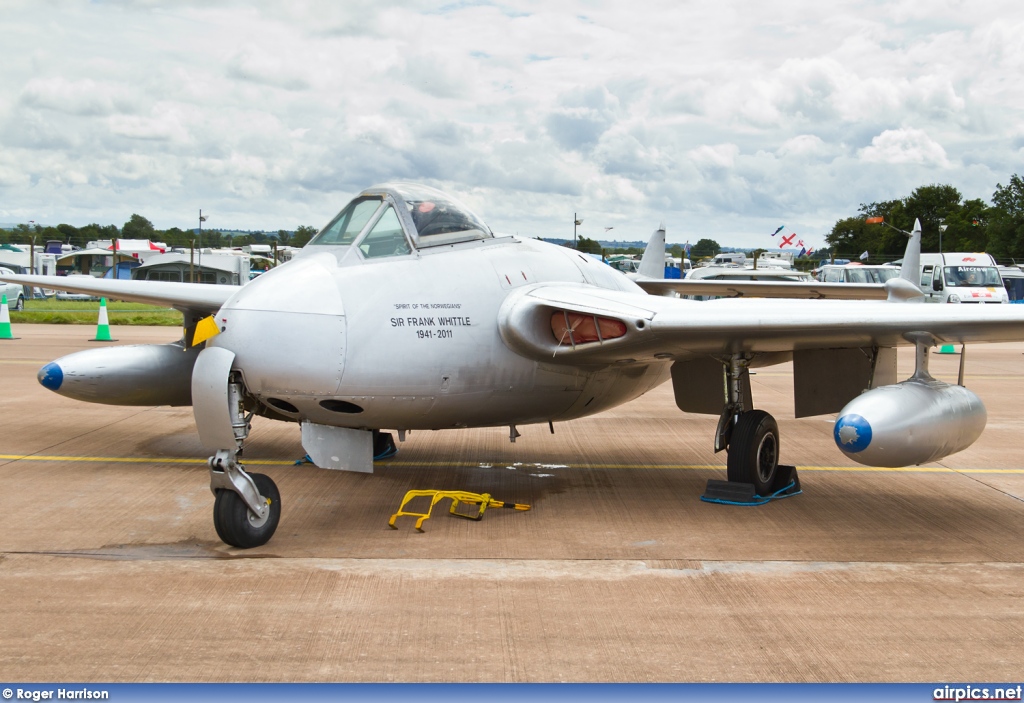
[55,274,100,301]
[0,266,26,310]
[998,265,1024,303]
[815,264,900,284]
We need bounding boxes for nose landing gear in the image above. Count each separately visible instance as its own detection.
[209,449,281,549]
[196,362,281,548]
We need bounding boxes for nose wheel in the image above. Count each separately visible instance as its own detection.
[209,450,281,548]
[213,472,281,548]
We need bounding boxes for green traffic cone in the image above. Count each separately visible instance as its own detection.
[0,293,15,340]
[91,297,116,342]
[938,344,956,354]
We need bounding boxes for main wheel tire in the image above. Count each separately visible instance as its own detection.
[14,295,24,312]
[213,473,281,548]
[372,430,398,460]
[726,410,780,495]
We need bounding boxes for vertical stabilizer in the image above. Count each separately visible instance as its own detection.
[900,218,922,286]
[885,218,925,302]
[637,223,666,279]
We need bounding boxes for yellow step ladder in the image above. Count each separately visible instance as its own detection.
[389,490,530,532]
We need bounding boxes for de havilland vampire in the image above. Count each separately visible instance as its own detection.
[4,183,1024,548]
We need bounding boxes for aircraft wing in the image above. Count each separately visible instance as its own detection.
[0,274,238,314]
[499,283,1024,364]
[635,279,888,300]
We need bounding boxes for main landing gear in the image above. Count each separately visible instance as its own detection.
[704,354,800,504]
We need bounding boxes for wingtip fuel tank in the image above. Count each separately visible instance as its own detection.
[834,378,986,467]
[37,342,200,406]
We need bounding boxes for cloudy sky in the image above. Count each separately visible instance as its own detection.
[1,0,1022,248]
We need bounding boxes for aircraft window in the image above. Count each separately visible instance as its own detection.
[359,206,411,259]
[308,197,383,246]
[391,185,491,247]
[877,268,899,283]
[824,269,841,282]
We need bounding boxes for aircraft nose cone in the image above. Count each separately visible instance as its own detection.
[38,362,64,391]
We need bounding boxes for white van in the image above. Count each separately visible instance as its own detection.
[709,252,747,266]
[919,253,1008,304]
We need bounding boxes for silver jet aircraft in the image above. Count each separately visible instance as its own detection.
[4,183,1024,548]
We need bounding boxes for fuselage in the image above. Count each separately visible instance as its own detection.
[210,236,671,431]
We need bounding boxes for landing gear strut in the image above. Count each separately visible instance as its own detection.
[206,374,280,548]
[704,354,799,504]
[210,451,281,548]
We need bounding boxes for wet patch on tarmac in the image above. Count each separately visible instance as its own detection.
[4,539,280,561]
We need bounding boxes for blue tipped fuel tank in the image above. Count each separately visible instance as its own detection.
[834,378,987,467]
[37,342,199,406]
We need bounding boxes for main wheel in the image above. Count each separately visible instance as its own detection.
[726,410,780,495]
[373,430,398,460]
[213,472,281,548]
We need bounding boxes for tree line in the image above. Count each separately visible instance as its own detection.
[826,174,1024,263]
[0,214,320,250]
[8,173,1022,264]
[572,236,715,260]
[578,172,1024,266]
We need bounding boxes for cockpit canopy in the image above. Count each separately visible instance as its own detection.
[307,183,492,256]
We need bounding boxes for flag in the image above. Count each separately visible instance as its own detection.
[771,225,784,236]
[798,247,807,257]
[859,251,869,261]
[806,247,815,257]
[865,217,884,224]
[797,239,804,248]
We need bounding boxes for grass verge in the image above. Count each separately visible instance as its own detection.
[9,299,183,326]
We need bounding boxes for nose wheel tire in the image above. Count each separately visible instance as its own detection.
[14,295,24,312]
[726,410,780,496]
[213,472,281,548]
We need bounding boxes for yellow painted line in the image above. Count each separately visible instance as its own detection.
[1,454,1022,474]
[0,454,292,466]
[750,372,1024,381]
[794,465,1024,474]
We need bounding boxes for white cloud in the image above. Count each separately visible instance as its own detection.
[688,143,740,171]
[776,134,830,159]
[226,48,311,92]
[0,0,1021,247]
[859,128,951,167]
[108,105,191,143]
[20,77,137,116]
